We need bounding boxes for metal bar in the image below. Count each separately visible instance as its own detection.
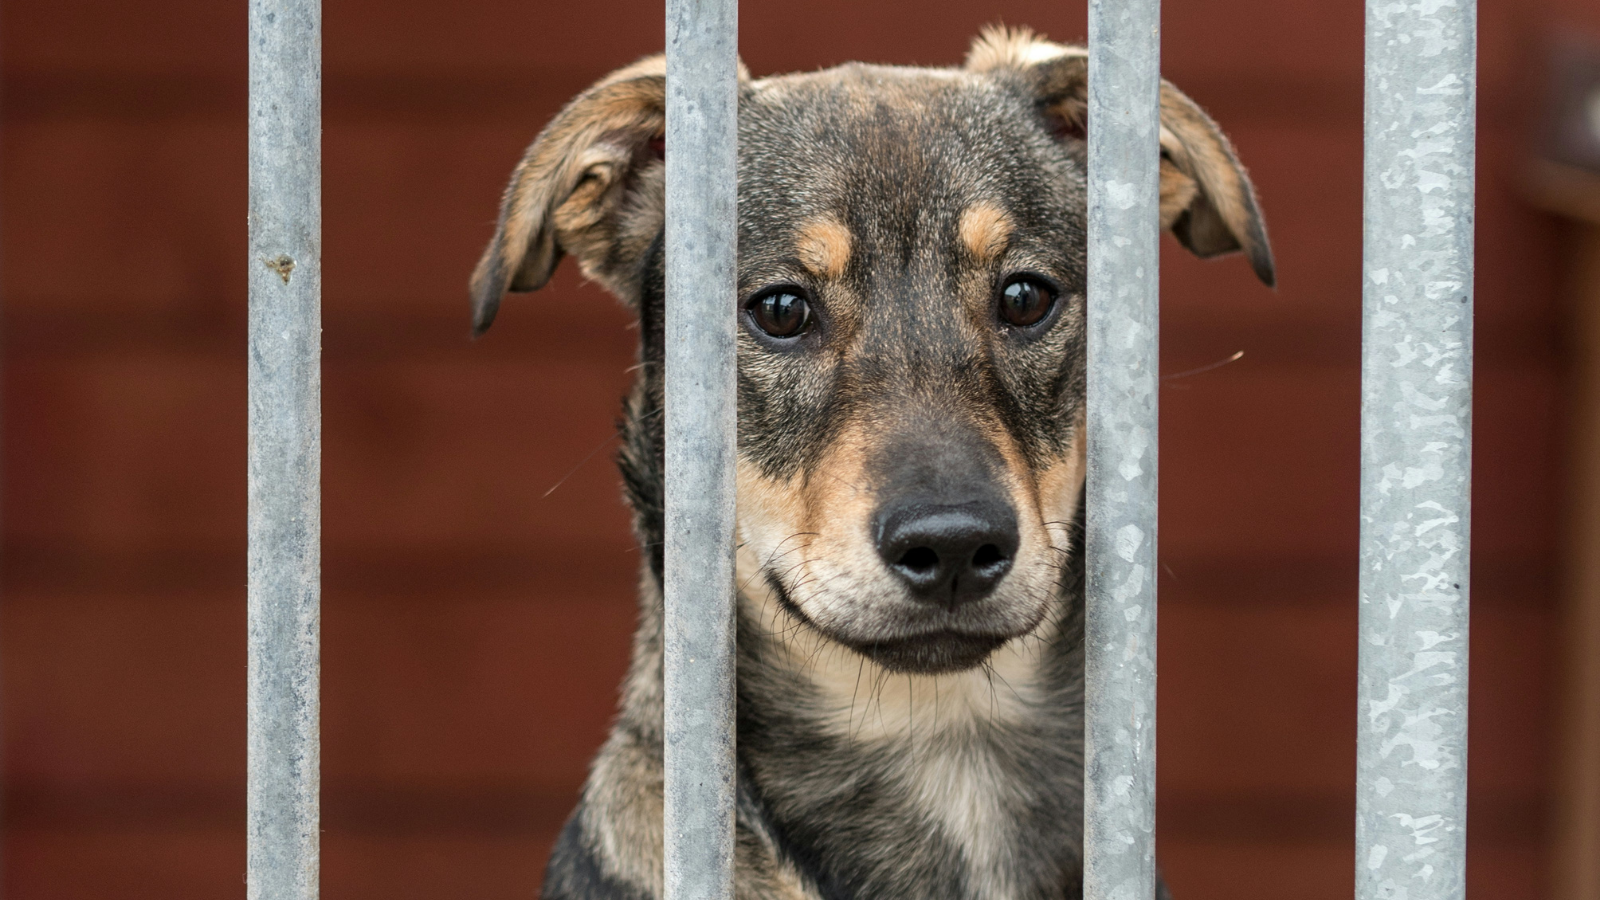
[662,0,739,896]
[247,0,321,896]
[1357,0,1475,896]
[1083,0,1162,896]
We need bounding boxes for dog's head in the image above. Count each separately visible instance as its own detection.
[472,29,1273,675]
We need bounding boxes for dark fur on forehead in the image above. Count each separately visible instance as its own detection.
[731,63,1095,480]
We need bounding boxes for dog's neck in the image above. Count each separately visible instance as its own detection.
[728,567,1087,900]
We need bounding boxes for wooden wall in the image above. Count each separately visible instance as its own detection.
[3,0,1596,896]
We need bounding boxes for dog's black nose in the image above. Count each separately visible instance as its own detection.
[875,500,1019,606]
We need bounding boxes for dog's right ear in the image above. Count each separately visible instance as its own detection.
[966,27,1275,287]
[469,56,667,336]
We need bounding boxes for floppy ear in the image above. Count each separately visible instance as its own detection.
[469,55,668,336]
[1156,88,1276,285]
[966,27,1276,287]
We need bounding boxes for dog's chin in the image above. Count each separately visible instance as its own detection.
[847,631,1012,674]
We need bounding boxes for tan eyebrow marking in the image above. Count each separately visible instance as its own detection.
[959,203,1014,262]
[795,217,853,280]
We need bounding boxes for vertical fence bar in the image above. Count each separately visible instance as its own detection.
[662,0,738,897]
[1084,0,1162,897]
[247,0,321,897]
[1357,0,1475,897]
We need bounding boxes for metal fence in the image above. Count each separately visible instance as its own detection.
[243,0,1476,896]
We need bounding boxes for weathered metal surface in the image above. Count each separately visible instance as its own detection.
[1083,0,1162,897]
[661,0,739,896]
[247,0,321,896]
[1358,0,1476,896]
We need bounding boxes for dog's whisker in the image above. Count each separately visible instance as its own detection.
[1162,349,1244,381]
[905,673,916,767]
[982,660,1000,742]
[848,655,867,750]
[539,430,622,498]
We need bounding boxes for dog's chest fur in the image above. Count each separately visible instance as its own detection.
[734,591,1087,900]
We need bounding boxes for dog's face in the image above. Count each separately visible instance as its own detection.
[730,65,1100,675]
[471,29,1272,675]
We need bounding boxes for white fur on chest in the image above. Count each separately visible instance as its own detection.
[907,738,1022,900]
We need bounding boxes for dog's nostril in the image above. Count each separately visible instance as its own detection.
[898,546,940,573]
[971,543,1006,571]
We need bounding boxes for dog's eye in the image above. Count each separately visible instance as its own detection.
[747,288,813,338]
[997,275,1057,329]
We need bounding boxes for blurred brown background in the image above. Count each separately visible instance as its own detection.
[5,0,1600,897]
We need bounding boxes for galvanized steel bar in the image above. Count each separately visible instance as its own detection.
[1357,0,1475,897]
[247,0,321,897]
[662,0,739,896]
[1083,0,1162,897]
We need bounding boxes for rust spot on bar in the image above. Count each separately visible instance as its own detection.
[264,255,296,284]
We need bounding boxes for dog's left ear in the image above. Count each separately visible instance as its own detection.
[471,55,697,335]
[967,27,1275,287]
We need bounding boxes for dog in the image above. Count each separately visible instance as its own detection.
[469,27,1273,900]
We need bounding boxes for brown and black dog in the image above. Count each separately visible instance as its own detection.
[470,27,1273,900]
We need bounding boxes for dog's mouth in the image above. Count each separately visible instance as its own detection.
[765,571,1035,675]
[844,631,1013,674]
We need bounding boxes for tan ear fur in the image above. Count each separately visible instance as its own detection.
[469,55,667,336]
[965,26,1275,287]
[1156,87,1276,286]
[967,27,1089,139]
